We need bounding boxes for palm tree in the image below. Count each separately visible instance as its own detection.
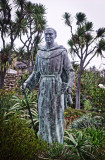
[63,12,105,109]
[16,1,46,74]
[0,45,11,89]
[0,0,46,89]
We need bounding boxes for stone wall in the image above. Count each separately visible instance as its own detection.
[4,68,26,90]
[4,73,18,90]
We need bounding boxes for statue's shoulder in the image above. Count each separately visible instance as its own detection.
[38,44,67,51]
[38,45,46,51]
[37,44,67,59]
[58,45,67,50]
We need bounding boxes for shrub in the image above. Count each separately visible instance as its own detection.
[81,69,105,110]
[17,71,30,87]
[70,114,103,129]
[64,107,86,119]
[46,142,70,160]
[0,88,16,113]
[85,126,105,147]
[84,99,92,111]
[90,87,105,111]
[83,126,105,159]
[64,126,105,160]
[64,130,95,160]
[4,90,39,131]
[0,114,48,160]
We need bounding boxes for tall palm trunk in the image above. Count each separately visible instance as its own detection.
[75,68,83,109]
[0,69,6,89]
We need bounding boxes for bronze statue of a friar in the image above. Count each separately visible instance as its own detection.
[23,28,75,144]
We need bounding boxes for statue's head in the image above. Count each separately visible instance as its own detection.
[44,28,57,46]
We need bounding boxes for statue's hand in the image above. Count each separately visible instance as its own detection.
[67,94,73,105]
[20,83,27,92]
[66,86,72,94]
[65,87,73,105]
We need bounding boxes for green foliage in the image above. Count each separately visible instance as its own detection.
[63,11,105,109]
[84,33,93,43]
[17,71,30,87]
[0,86,105,160]
[83,126,105,159]
[70,114,103,129]
[47,143,69,160]
[0,45,10,71]
[100,112,105,124]
[63,12,105,55]
[76,12,86,25]
[81,68,103,92]
[81,68,105,111]
[97,28,105,37]
[85,22,93,31]
[90,87,105,111]
[0,114,48,160]
[77,26,85,36]
[85,126,105,147]
[64,126,105,160]
[84,99,92,111]
[0,88,16,113]
[97,39,105,54]
[15,1,46,66]
[65,107,88,118]
[63,12,71,26]
[0,0,47,88]
[68,39,74,47]
[64,130,95,160]
[4,90,39,130]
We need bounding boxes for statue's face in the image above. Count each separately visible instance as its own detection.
[45,28,56,45]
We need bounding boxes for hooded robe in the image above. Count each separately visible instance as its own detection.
[24,43,75,144]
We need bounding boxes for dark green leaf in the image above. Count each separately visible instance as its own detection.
[97,28,105,37]
[85,22,93,31]
[77,26,85,36]
[98,39,105,50]
[72,34,79,44]
[84,33,93,43]
[76,12,86,25]
[68,39,74,47]
[63,12,71,26]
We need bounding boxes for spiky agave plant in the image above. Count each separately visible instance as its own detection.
[70,114,103,129]
[4,90,39,130]
[64,130,95,160]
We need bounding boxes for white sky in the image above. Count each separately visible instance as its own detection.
[1,0,105,70]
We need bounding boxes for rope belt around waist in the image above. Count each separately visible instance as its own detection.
[40,74,67,95]
[41,74,57,78]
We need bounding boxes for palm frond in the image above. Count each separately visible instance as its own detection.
[84,33,93,43]
[98,39,105,50]
[64,131,77,146]
[76,12,86,25]
[13,0,25,8]
[68,39,74,47]
[77,26,85,36]
[85,22,93,31]
[97,28,105,37]
[63,12,71,26]
[97,39,105,56]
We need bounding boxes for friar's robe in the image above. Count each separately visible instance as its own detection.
[25,43,75,143]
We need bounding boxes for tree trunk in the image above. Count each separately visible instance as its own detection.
[0,70,6,89]
[75,69,82,109]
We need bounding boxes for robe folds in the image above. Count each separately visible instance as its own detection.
[25,44,75,144]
